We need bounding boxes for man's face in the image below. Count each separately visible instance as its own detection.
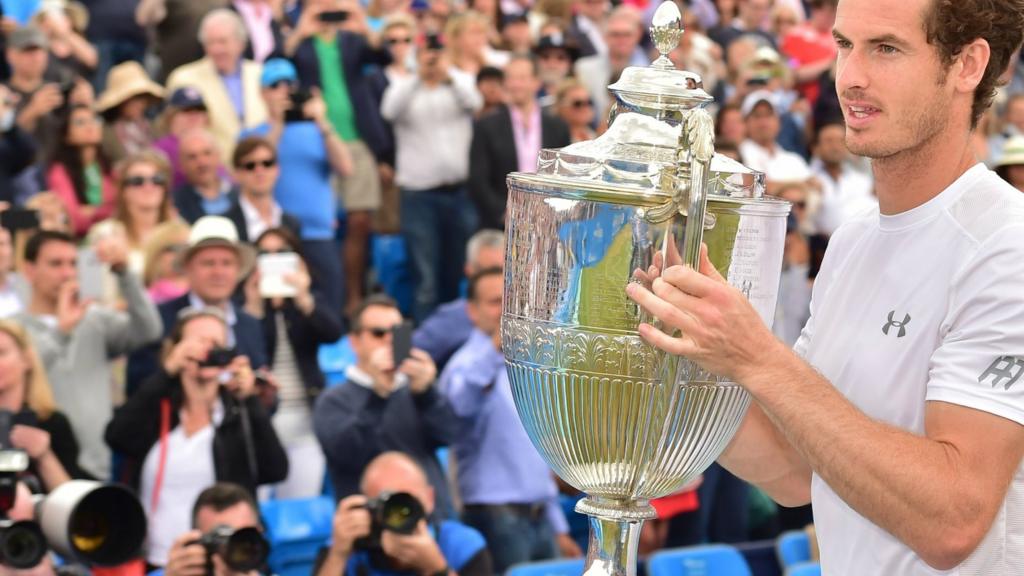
[815,124,849,165]
[575,0,606,22]
[834,0,955,160]
[477,78,504,106]
[234,145,279,197]
[503,59,540,108]
[180,315,230,385]
[537,49,572,86]
[468,274,503,337]
[469,246,504,274]
[739,0,771,30]
[194,502,260,535]
[185,246,241,304]
[180,135,221,186]
[202,19,245,74]
[745,102,779,147]
[5,46,48,81]
[24,240,76,303]
[350,305,403,368]
[605,18,639,61]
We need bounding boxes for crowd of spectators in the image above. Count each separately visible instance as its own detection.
[2,0,1024,573]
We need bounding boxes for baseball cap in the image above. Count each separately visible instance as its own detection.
[168,87,206,110]
[8,27,49,51]
[741,89,778,118]
[261,58,298,88]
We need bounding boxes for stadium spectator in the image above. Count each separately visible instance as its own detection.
[995,135,1024,193]
[808,120,876,236]
[14,229,161,480]
[244,227,343,498]
[574,6,647,122]
[135,0,229,82]
[165,9,268,162]
[173,128,239,224]
[554,78,595,143]
[0,83,37,204]
[106,307,287,567]
[45,104,116,238]
[153,86,214,190]
[224,136,301,243]
[314,294,458,515]
[96,60,164,164]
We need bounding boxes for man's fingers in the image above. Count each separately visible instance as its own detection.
[637,322,696,357]
[660,264,718,299]
[627,282,697,333]
[698,243,726,284]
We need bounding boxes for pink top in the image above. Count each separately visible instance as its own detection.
[233,0,275,62]
[508,104,542,174]
[46,163,117,237]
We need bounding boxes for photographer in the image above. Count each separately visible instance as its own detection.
[105,308,287,568]
[316,452,492,576]
[162,483,269,576]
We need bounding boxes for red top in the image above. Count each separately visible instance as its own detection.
[46,163,117,237]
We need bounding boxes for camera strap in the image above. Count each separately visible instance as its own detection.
[150,398,172,513]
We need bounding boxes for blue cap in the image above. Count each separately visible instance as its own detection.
[261,58,298,87]
[168,86,206,109]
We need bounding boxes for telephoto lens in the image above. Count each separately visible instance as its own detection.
[354,492,425,550]
[199,526,269,573]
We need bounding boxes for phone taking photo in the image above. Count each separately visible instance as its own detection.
[257,252,300,298]
[391,320,413,366]
[318,10,349,22]
[77,247,105,301]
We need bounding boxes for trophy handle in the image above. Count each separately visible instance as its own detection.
[679,108,715,269]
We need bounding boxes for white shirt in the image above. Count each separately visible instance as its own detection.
[795,164,1024,575]
[140,401,223,565]
[810,158,877,236]
[239,195,283,242]
[739,139,811,181]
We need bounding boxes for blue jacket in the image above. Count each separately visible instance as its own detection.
[290,31,391,159]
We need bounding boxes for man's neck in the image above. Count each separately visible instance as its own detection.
[195,178,223,200]
[752,138,776,154]
[8,74,42,94]
[243,191,275,216]
[871,128,977,215]
[193,293,230,310]
[512,100,535,117]
[28,293,58,317]
[823,160,843,180]
[215,60,241,76]
[609,53,631,71]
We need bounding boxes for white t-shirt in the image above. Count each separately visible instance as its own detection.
[794,164,1024,575]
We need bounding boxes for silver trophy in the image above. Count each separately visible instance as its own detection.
[501,2,790,574]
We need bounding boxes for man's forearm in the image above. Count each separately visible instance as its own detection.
[316,548,348,576]
[135,0,166,26]
[743,351,994,568]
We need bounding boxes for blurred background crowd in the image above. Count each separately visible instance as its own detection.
[1,0,1024,574]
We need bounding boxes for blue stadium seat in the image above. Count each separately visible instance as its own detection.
[776,530,811,568]
[505,558,586,576]
[647,544,753,576]
[786,561,821,576]
[260,496,336,576]
[370,234,414,316]
[318,335,356,388]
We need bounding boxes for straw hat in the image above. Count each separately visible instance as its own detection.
[177,216,257,277]
[995,135,1024,169]
[96,61,165,113]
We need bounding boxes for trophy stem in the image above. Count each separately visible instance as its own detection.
[575,497,651,576]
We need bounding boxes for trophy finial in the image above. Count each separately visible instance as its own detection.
[650,1,683,69]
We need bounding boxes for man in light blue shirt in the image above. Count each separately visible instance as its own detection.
[438,267,581,572]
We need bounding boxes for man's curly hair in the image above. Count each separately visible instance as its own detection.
[924,0,1024,128]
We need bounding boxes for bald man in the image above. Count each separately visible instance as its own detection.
[317,452,492,576]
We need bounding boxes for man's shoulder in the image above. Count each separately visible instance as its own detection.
[436,519,488,559]
[946,167,1024,247]
[166,58,211,85]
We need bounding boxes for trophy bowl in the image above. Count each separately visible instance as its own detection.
[501,3,790,574]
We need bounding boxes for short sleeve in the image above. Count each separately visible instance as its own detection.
[926,225,1024,425]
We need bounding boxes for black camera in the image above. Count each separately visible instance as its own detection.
[425,33,444,52]
[193,526,269,574]
[284,88,312,123]
[354,492,425,550]
[0,449,47,569]
[200,347,237,368]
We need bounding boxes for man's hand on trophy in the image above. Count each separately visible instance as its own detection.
[625,243,784,384]
[631,235,684,287]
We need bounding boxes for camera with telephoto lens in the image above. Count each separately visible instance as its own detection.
[354,492,425,550]
[191,525,269,574]
[200,347,237,368]
[0,411,148,570]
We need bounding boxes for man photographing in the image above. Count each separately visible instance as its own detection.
[316,452,492,576]
[629,0,1024,573]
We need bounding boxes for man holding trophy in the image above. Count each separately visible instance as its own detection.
[629,0,1024,573]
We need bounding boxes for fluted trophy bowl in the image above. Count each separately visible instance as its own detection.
[501,3,790,574]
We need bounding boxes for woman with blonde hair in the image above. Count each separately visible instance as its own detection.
[141,220,191,304]
[0,320,86,491]
[444,10,508,78]
[555,78,596,142]
[93,151,177,259]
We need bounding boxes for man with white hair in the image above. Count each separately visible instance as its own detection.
[166,8,267,161]
[135,0,228,82]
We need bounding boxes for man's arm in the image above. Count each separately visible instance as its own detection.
[103,271,164,355]
[467,122,503,228]
[313,387,388,473]
[135,0,167,27]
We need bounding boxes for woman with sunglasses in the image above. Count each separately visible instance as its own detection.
[45,104,117,238]
[243,227,343,498]
[555,79,596,143]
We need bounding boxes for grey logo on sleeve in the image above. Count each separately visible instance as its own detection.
[882,311,911,338]
[979,356,1024,390]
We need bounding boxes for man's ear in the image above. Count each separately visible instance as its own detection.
[954,38,992,96]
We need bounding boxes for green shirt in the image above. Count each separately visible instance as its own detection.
[314,35,360,142]
[84,163,103,206]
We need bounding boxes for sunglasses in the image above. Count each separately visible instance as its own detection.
[363,325,401,338]
[71,117,102,127]
[569,98,593,109]
[125,174,167,187]
[386,37,412,45]
[257,248,294,256]
[240,159,277,171]
[269,80,294,90]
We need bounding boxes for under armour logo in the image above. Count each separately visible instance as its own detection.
[978,356,1024,390]
[882,311,911,338]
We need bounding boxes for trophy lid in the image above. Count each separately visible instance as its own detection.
[522,1,767,206]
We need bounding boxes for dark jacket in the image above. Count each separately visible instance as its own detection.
[260,294,344,407]
[0,124,37,204]
[291,31,391,159]
[105,369,288,493]
[13,408,92,484]
[223,200,303,243]
[468,105,571,230]
[172,182,240,224]
[313,380,459,515]
[226,3,287,62]
[126,294,268,397]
